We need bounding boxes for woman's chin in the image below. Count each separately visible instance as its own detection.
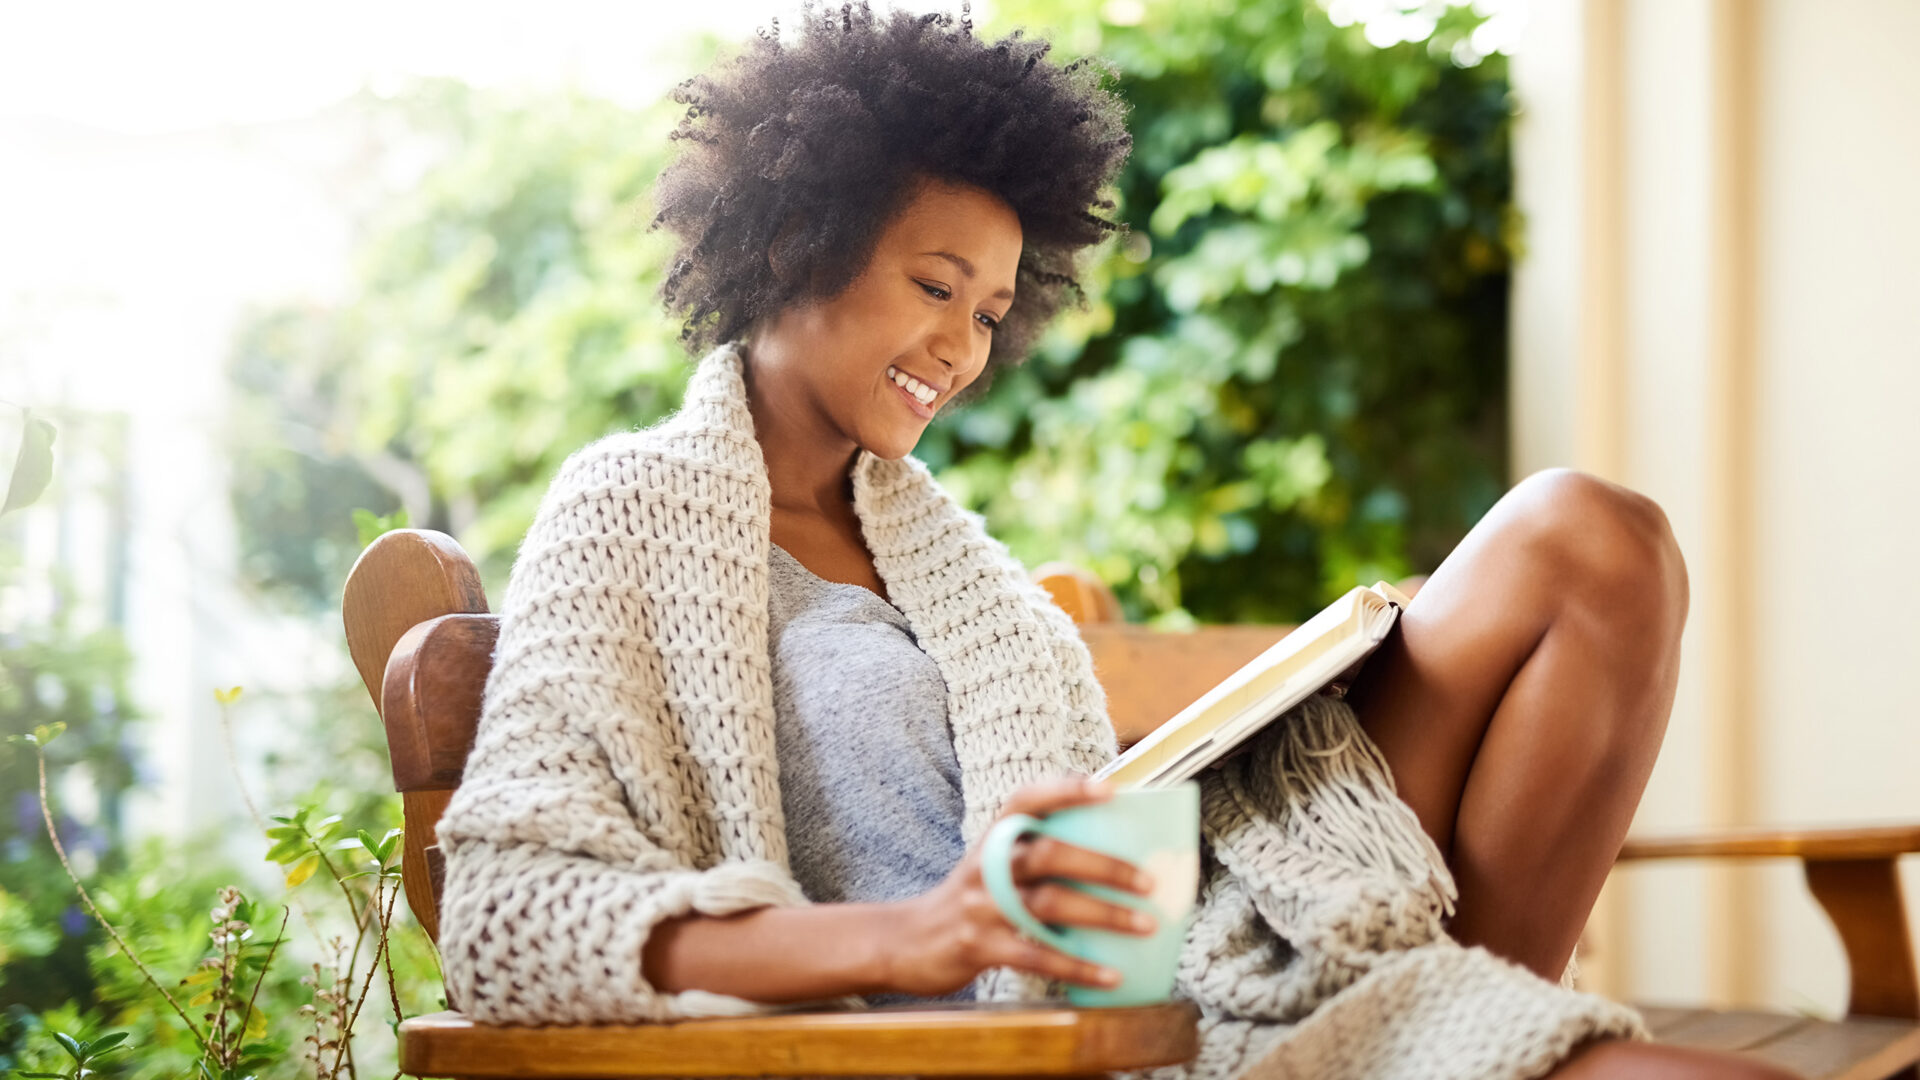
[863,436,919,462]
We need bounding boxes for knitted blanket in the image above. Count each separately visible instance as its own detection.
[432,341,1646,1078]
[1125,697,1645,1079]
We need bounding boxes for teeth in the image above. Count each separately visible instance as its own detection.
[887,366,937,405]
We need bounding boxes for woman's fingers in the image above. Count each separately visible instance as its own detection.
[1018,880,1157,935]
[1001,775,1113,818]
[1013,835,1154,897]
[986,932,1123,988]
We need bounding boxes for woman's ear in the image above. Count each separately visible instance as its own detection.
[768,215,806,287]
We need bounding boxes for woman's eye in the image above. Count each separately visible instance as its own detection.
[920,280,997,330]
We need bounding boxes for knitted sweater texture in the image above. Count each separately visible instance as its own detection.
[434,342,1647,1078]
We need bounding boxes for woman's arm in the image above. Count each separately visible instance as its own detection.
[642,777,1162,1003]
[642,904,893,1002]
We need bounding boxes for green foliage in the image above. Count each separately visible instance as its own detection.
[263,809,340,891]
[0,580,140,850]
[3,778,436,1079]
[3,645,436,1077]
[1,546,143,1015]
[10,1025,128,1079]
[918,0,1514,622]
[349,509,409,551]
[226,4,1511,624]
[1,829,291,1078]
[227,80,699,598]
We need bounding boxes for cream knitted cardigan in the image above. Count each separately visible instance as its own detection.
[434,342,1647,1079]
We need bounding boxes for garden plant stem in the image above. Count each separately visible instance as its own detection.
[34,749,211,1055]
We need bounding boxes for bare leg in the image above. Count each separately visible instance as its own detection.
[1344,468,1687,980]
[1345,476,1800,1080]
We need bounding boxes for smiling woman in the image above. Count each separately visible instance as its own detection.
[744,176,1025,599]
[433,3,1149,1029]
[646,1,1130,392]
[425,4,1793,1079]
[642,0,1130,603]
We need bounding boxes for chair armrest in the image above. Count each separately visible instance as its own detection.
[1619,824,1920,862]
[398,1001,1201,1078]
[1615,823,1920,1021]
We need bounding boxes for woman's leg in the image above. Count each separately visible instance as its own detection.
[1343,467,1689,980]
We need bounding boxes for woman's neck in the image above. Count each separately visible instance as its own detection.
[740,339,863,521]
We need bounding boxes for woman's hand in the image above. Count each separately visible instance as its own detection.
[880,775,1161,998]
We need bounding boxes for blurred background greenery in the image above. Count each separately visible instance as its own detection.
[2,0,1514,1074]
[230,0,1513,625]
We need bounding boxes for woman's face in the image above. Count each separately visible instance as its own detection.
[744,175,1023,463]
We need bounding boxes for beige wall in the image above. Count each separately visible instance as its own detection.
[1511,0,1920,1015]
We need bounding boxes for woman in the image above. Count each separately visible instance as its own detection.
[433,5,1793,1078]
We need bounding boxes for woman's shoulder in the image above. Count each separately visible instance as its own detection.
[514,426,766,577]
[540,426,755,508]
[550,428,684,486]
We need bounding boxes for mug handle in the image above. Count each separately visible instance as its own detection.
[981,813,1080,955]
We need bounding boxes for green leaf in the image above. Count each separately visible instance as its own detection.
[16,1071,69,1078]
[52,1032,80,1060]
[354,507,411,548]
[30,722,66,747]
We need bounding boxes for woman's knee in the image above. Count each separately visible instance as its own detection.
[1507,467,1690,634]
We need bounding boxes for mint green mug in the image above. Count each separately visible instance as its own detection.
[979,781,1201,1007]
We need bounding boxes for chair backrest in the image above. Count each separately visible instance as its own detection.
[342,529,1296,943]
[343,529,496,942]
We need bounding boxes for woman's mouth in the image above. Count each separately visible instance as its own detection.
[887,365,937,420]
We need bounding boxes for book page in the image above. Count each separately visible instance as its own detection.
[1096,586,1401,789]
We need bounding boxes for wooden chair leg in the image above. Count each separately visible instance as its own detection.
[1804,857,1920,1020]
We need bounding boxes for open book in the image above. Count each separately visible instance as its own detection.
[1093,580,1413,790]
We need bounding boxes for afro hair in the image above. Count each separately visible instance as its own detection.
[649,0,1133,402]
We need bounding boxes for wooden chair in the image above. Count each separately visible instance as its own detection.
[1040,565,1920,1080]
[345,529,1920,1079]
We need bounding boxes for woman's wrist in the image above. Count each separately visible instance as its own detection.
[862,896,918,995]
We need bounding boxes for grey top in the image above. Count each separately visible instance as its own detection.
[767,542,974,1005]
